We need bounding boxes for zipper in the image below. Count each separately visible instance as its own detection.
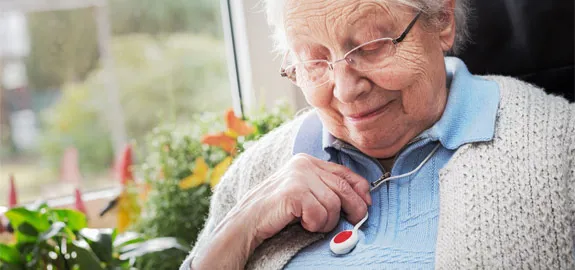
[333,136,430,245]
[336,136,425,179]
[335,136,426,193]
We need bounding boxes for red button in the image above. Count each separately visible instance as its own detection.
[333,230,353,244]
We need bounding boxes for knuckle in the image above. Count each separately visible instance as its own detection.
[336,178,352,195]
[292,153,312,165]
[339,165,352,174]
[324,192,341,212]
[337,165,353,177]
[307,203,327,231]
[355,180,370,193]
[290,154,315,171]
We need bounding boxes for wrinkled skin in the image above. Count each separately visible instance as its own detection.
[285,0,455,159]
[192,0,456,269]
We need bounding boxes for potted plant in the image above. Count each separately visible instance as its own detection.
[133,105,291,269]
[0,202,186,270]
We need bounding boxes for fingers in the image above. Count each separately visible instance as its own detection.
[316,171,368,224]
[306,179,341,232]
[248,154,371,239]
[299,192,329,232]
[307,157,372,206]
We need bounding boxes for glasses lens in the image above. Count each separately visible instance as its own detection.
[287,60,329,88]
[348,39,395,71]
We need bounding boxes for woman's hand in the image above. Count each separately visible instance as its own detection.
[192,153,371,269]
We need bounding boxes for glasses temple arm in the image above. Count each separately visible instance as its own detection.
[394,11,422,44]
[280,51,289,77]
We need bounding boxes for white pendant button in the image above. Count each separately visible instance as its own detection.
[330,212,368,255]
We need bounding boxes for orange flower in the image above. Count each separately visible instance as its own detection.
[201,108,255,153]
[225,109,255,136]
[201,132,237,153]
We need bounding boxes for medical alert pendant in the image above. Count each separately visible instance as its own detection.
[330,212,368,255]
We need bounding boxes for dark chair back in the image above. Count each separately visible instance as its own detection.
[452,0,574,101]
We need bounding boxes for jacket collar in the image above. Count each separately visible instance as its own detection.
[424,57,500,150]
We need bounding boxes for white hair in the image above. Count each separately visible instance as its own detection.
[264,0,471,55]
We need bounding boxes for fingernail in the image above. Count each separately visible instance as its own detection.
[365,191,372,206]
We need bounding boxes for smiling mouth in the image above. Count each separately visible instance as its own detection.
[345,100,394,122]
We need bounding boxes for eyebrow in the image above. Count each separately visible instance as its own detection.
[345,23,395,48]
[346,10,398,44]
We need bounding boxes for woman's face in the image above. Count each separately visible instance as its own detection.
[285,0,455,158]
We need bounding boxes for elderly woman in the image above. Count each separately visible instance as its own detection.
[181,0,574,269]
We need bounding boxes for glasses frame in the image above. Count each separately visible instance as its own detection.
[280,11,422,88]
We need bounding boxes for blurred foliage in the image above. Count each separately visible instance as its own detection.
[88,33,231,139]
[38,83,114,174]
[38,33,230,174]
[111,0,222,36]
[26,9,99,90]
[133,105,292,270]
[238,103,294,152]
[25,0,222,90]
[0,202,187,270]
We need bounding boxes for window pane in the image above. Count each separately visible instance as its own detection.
[0,1,231,204]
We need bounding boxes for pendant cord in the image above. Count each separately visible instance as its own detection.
[370,143,441,192]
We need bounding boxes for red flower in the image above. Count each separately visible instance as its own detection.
[117,144,134,185]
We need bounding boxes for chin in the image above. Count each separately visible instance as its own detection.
[345,128,405,158]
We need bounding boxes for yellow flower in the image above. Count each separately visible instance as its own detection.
[179,157,208,190]
[210,156,232,188]
[117,188,141,233]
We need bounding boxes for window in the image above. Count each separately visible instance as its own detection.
[0,0,231,204]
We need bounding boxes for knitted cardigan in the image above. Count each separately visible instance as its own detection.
[181,76,575,269]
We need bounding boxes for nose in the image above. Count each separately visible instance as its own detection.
[332,62,370,104]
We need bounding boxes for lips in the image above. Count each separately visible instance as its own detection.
[344,100,394,122]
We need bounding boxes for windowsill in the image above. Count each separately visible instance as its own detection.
[1,187,122,228]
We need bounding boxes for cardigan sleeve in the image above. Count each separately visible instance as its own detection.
[179,115,304,270]
[178,151,243,270]
[567,104,575,255]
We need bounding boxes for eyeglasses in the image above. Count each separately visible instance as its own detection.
[280,11,422,89]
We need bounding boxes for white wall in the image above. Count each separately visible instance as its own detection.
[225,0,308,116]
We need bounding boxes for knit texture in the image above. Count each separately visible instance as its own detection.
[180,76,575,269]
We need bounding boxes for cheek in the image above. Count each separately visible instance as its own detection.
[367,56,439,116]
[367,66,417,91]
[301,87,333,109]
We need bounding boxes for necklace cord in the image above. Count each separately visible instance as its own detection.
[370,143,441,192]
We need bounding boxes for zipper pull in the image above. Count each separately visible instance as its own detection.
[370,171,391,191]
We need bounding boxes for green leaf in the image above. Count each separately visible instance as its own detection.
[17,222,38,236]
[113,231,144,249]
[5,208,50,232]
[0,262,24,270]
[79,228,113,264]
[119,237,188,260]
[38,222,66,242]
[0,243,23,265]
[66,240,105,270]
[48,209,87,231]
[13,232,37,244]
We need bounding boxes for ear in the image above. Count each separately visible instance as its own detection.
[438,0,456,52]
